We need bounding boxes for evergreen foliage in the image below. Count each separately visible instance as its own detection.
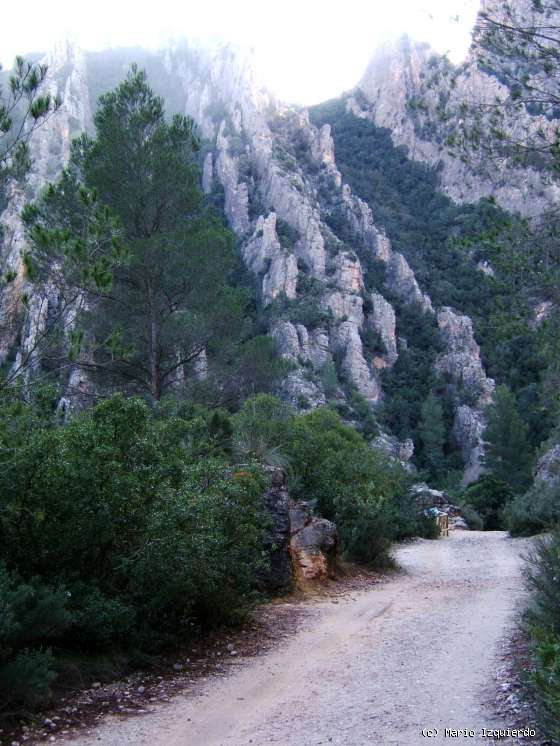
[22,68,283,404]
[233,395,436,565]
[483,384,533,493]
[0,392,268,712]
[0,57,61,196]
[418,392,446,481]
[461,474,513,530]
[0,567,71,714]
[523,532,560,743]
[25,69,234,399]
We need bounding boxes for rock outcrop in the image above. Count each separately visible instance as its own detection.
[411,483,470,530]
[289,501,338,585]
[435,307,495,484]
[534,443,560,490]
[259,470,338,592]
[348,26,560,216]
[372,431,414,469]
[368,292,398,368]
[258,469,293,593]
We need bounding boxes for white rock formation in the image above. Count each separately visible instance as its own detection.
[348,30,560,216]
[368,293,398,367]
[435,307,495,484]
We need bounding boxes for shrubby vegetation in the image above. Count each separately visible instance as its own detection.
[460,475,513,531]
[0,391,268,713]
[233,395,437,565]
[0,387,434,716]
[523,532,560,742]
[0,64,439,712]
[0,68,289,716]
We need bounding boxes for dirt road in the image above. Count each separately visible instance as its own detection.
[65,531,530,746]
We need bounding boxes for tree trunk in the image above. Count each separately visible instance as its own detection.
[150,316,161,401]
[147,279,161,401]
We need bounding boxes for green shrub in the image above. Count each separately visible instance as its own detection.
[505,483,560,536]
[0,395,267,654]
[0,566,71,713]
[523,533,560,742]
[347,390,379,440]
[276,218,300,249]
[320,361,339,398]
[280,407,418,564]
[233,396,428,566]
[525,533,560,637]
[459,503,484,531]
[529,627,560,744]
[67,588,136,649]
[338,497,394,567]
[461,475,513,530]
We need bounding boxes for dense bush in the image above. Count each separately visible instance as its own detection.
[0,388,441,715]
[0,393,267,713]
[0,567,72,714]
[505,483,560,536]
[524,532,560,743]
[233,395,434,565]
[460,475,513,530]
[458,503,484,531]
[1,395,267,644]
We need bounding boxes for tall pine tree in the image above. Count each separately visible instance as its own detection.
[26,68,248,401]
[483,384,533,493]
[419,391,446,481]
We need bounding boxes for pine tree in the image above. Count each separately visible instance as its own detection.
[418,391,446,480]
[26,67,247,401]
[0,57,61,196]
[483,384,533,493]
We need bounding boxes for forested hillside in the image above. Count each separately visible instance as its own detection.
[310,98,549,477]
[1,0,560,736]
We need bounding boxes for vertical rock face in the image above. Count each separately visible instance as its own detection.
[259,470,338,591]
[368,293,398,368]
[0,185,28,363]
[386,252,433,312]
[289,500,338,585]
[258,470,293,594]
[435,307,495,484]
[243,213,298,302]
[534,443,560,490]
[165,44,390,413]
[201,151,214,194]
[27,39,93,194]
[348,29,560,215]
[335,321,382,404]
[0,39,92,377]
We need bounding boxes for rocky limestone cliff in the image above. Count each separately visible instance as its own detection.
[0,40,93,396]
[348,23,560,216]
[0,37,497,481]
[534,442,560,490]
[435,307,495,484]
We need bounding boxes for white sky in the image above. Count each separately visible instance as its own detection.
[0,0,480,105]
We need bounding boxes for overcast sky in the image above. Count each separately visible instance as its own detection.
[1,0,480,104]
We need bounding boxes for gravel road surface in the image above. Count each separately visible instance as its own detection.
[64,531,529,746]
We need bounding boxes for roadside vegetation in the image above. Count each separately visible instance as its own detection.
[0,65,434,720]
